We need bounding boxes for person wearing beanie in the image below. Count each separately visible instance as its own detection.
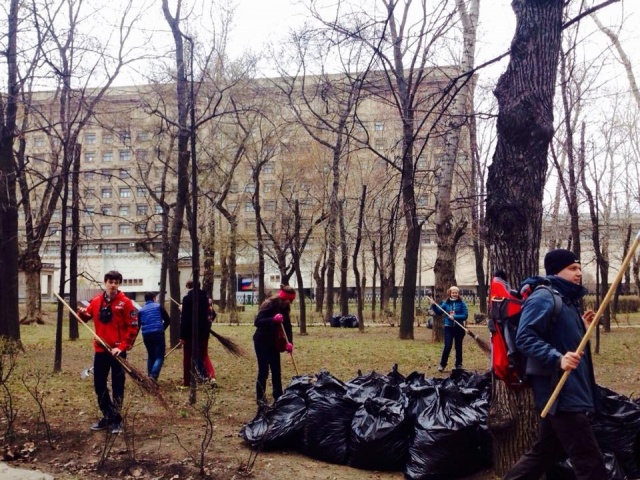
[253,285,295,404]
[504,250,606,479]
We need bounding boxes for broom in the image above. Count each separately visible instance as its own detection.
[169,296,248,359]
[541,230,640,418]
[55,293,169,410]
[426,295,492,356]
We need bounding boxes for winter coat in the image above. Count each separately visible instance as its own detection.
[138,300,170,335]
[516,276,598,415]
[432,297,468,327]
[180,289,211,342]
[78,290,139,353]
[253,297,293,349]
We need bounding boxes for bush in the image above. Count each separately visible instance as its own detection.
[583,295,640,313]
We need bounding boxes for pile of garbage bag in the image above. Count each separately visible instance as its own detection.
[330,314,359,328]
[240,366,640,479]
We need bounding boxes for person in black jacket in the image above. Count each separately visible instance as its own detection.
[504,249,606,480]
[180,280,216,387]
[253,285,295,404]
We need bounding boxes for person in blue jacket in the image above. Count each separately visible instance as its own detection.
[432,285,468,372]
[138,291,170,381]
[504,249,606,480]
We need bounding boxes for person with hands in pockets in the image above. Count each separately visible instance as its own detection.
[432,285,468,372]
[253,285,295,405]
[77,270,139,434]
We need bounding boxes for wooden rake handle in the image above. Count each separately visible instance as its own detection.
[541,231,640,418]
[280,322,299,375]
[54,292,132,374]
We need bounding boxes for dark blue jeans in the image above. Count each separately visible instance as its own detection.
[440,325,465,368]
[93,351,126,423]
[503,411,606,480]
[143,331,166,380]
[254,340,282,403]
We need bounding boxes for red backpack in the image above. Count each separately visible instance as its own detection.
[488,276,563,389]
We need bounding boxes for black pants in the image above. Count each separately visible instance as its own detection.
[254,341,282,403]
[93,351,126,423]
[440,325,465,368]
[503,411,607,480]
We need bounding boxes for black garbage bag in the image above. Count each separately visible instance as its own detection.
[546,451,627,480]
[283,374,315,397]
[239,392,308,451]
[341,314,359,328]
[303,371,359,465]
[401,371,442,421]
[592,386,640,477]
[405,387,491,479]
[346,369,403,403]
[330,314,342,327]
[349,397,410,471]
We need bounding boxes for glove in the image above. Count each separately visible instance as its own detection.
[449,311,455,317]
[273,313,284,323]
[285,343,294,354]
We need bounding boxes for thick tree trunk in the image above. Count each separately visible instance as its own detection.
[19,251,44,325]
[486,0,564,474]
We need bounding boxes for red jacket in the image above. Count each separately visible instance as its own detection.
[78,291,139,353]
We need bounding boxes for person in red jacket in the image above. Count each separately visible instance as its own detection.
[77,270,139,434]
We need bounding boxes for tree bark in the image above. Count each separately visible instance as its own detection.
[486,0,564,475]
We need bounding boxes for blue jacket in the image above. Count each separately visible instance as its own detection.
[432,297,468,327]
[516,276,598,414]
[138,300,170,335]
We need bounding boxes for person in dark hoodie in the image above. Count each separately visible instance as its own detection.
[253,285,295,404]
[138,291,170,381]
[180,280,216,387]
[504,249,606,480]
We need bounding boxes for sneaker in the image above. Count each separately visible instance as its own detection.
[437,365,444,373]
[111,423,123,434]
[90,418,109,431]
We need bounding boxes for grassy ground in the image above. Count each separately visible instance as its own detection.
[1,305,640,479]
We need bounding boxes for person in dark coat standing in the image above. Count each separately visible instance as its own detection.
[138,291,170,381]
[503,249,606,480]
[180,280,216,387]
[253,285,295,404]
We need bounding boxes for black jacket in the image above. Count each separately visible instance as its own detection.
[180,288,211,341]
[253,298,293,348]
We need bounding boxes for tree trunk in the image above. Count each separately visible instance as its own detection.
[486,0,564,474]
[19,251,44,325]
[339,200,349,316]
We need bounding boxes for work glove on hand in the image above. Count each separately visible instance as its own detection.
[285,343,294,354]
[273,313,284,323]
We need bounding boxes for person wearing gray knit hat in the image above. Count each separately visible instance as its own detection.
[544,249,580,276]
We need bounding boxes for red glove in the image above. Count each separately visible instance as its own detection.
[285,343,294,354]
[273,313,283,323]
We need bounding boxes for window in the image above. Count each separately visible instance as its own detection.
[101,224,112,235]
[136,205,148,216]
[101,188,112,199]
[120,169,130,179]
[227,201,237,211]
[416,158,427,170]
[244,202,254,212]
[100,169,111,177]
[84,187,95,197]
[229,182,238,194]
[85,151,96,162]
[135,222,146,233]
[119,130,131,144]
[264,200,276,211]
[154,223,163,232]
[85,133,96,145]
[34,136,44,147]
[120,187,132,198]
[154,205,163,214]
[85,171,95,180]
[137,186,148,196]
[52,209,61,219]
[244,183,255,193]
[102,205,112,215]
[119,206,129,216]
[269,274,281,283]
[101,245,114,253]
[245,218,256,229]
[136,149,148,161]
[85,206,95,217]
[119,223,131,234]
[375,139,385,150]
[263,163,274,174]
[374,121,384,132]
[117,243,133,253]
[264,181,274,193]
[137,131,150,141]
[102,134,113,144]
[417,196,428,207]
[119,150,131,162]
[83,226,94,236]
[102,151,113,162]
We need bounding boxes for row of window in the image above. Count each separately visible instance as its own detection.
[32,131,151,149]
[49,222,162,236]
[84,149,148,163]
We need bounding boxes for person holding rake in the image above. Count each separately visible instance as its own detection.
[77,270,139,434]
[253,285,295,405]
[432,286,468,372]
